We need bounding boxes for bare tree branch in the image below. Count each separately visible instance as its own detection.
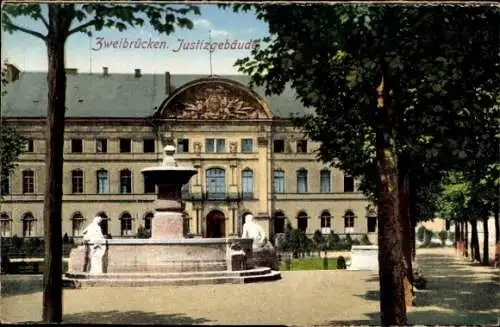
[67,20,96,36]
[36,12,49,29]
[3,21,46,41]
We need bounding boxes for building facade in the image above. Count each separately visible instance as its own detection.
[0,65,377,241]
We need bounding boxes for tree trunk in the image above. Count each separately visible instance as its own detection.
[397,160,413,309]
[375,72,407,325]
[470,219,480,263]
[482,215,489,266]
[464,221,468,257]
[494,203,499,244]
[43,5,70,323]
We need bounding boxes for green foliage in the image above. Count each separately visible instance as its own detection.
[438,230,448,245]
[136,226,151,239]
[416,226,426,242]
[360,234,372,245]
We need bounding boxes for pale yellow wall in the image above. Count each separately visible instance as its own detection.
[2,119,375,239]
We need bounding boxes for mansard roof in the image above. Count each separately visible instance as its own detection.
[1,71,311,119]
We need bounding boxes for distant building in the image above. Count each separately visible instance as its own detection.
[0,64,377,242]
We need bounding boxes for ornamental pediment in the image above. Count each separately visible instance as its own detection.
[156,79,272,120]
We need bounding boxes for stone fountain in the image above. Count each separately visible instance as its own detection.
[65,145,280,286]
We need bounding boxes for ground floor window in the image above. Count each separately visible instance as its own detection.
[1,213,11,237]
[367,216,377,233]
[71,212,86,237]
[22,213,36,237]
[297,211,308,233]
[120,213,133,236]
[344,210,355,234]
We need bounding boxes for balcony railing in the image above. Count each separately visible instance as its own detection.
[182,192,255,202]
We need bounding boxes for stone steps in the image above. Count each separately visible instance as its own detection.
[64,267,281,287]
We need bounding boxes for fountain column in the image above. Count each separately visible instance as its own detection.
[142,145,197,239]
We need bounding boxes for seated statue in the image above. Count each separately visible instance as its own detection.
[242,214,267,249]
[81,216,106,273]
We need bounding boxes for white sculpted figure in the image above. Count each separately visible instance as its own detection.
[82,216,106,274]
[242,214,266,249]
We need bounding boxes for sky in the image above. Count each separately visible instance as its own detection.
[1,4,269,75]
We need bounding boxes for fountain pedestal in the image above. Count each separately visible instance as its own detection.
[152,185,186,239]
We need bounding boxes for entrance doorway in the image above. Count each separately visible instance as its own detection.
[205,210,225,238]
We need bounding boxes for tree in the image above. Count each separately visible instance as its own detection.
[1,60,27,199]
[223,4,499,325]
[2,3,200,322]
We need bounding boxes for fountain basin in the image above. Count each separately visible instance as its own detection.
[67,237,255,274]
[141,167,197,185]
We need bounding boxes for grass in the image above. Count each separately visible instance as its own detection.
[279,257,343,271]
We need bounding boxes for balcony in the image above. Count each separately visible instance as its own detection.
[181,192,255,203]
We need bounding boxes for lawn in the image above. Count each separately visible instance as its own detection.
[279,257,343,271]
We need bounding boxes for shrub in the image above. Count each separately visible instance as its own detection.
[438,230,448,245]
[360,234,372,245]
[416,226,426,242]
[136,226,151,239]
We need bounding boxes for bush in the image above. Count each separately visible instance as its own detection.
[423,229,435,245]
[136,226,151,239]
[416,226,426,242]
[360,234,372,245]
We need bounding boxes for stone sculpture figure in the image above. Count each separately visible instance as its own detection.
[82,216,106,274]
[242,214,267,249]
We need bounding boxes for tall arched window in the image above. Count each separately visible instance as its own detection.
[241,169,254,199]
[344,210,355,234]
[297,211,308,233]
[273,211,286,234]
[144,212,153,230]
[97,211,109,236]
[22,212,36,237]
[22,170,35,194]
[320,210,332,234]
[320,170,331,193]
[96,169,109,194]
[273,169,285,193]
[1,212,12,237]
[296,169,308,193]
[120,212,133,236]
[344,175,355,192]
[72,170,84,194]
[120,169,132,194]
[71,212,85,237]
[206,168,226,200]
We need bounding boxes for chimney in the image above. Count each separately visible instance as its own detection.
[65,68,78,75]
[165,71,171,95]
[134,68,141,78]
[102,66,109,77]
[5,63,21,82]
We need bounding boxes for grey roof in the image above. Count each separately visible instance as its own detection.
[1,72,310,118]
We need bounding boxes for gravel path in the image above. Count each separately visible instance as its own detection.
[1,247,498,325]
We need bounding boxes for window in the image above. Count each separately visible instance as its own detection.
[273,169,285,193]
[25,139,34,152]
[205,138,225,153]
[71,212,85,237]
[241,169,254,199]
[296,169,308,193]
[120,212,133,236]
[1,213,11,237]
[22,170,35,194]
[241,139,253,153]
[273,139,285,153]
[297,211,308,233]
[71,170,84,193]
[296,140,307,153]
[22,212,36,237]
[97,212,108,235]
[71,139,83,153]
[320,170,331,193]
[96,138,107,153]
[1,175,10,195]
[206,168,226,200]
[96,169,109,194]
[144,212,153,230]
[367,216,377,233]
[120,138,131,153]
[320,210,331,228]
[143,139,155,153]
[344,210,355,233]
[177,139,189,153]
[273,211,285,234]
[344,175,355,192]
[144,175,155,193]
[120,169,132,194]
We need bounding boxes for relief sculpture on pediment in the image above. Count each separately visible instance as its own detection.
[164,83,265,120]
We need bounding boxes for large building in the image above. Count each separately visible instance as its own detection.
[0,64,377,242]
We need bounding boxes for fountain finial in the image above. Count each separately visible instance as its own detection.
[162,145,177,167]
